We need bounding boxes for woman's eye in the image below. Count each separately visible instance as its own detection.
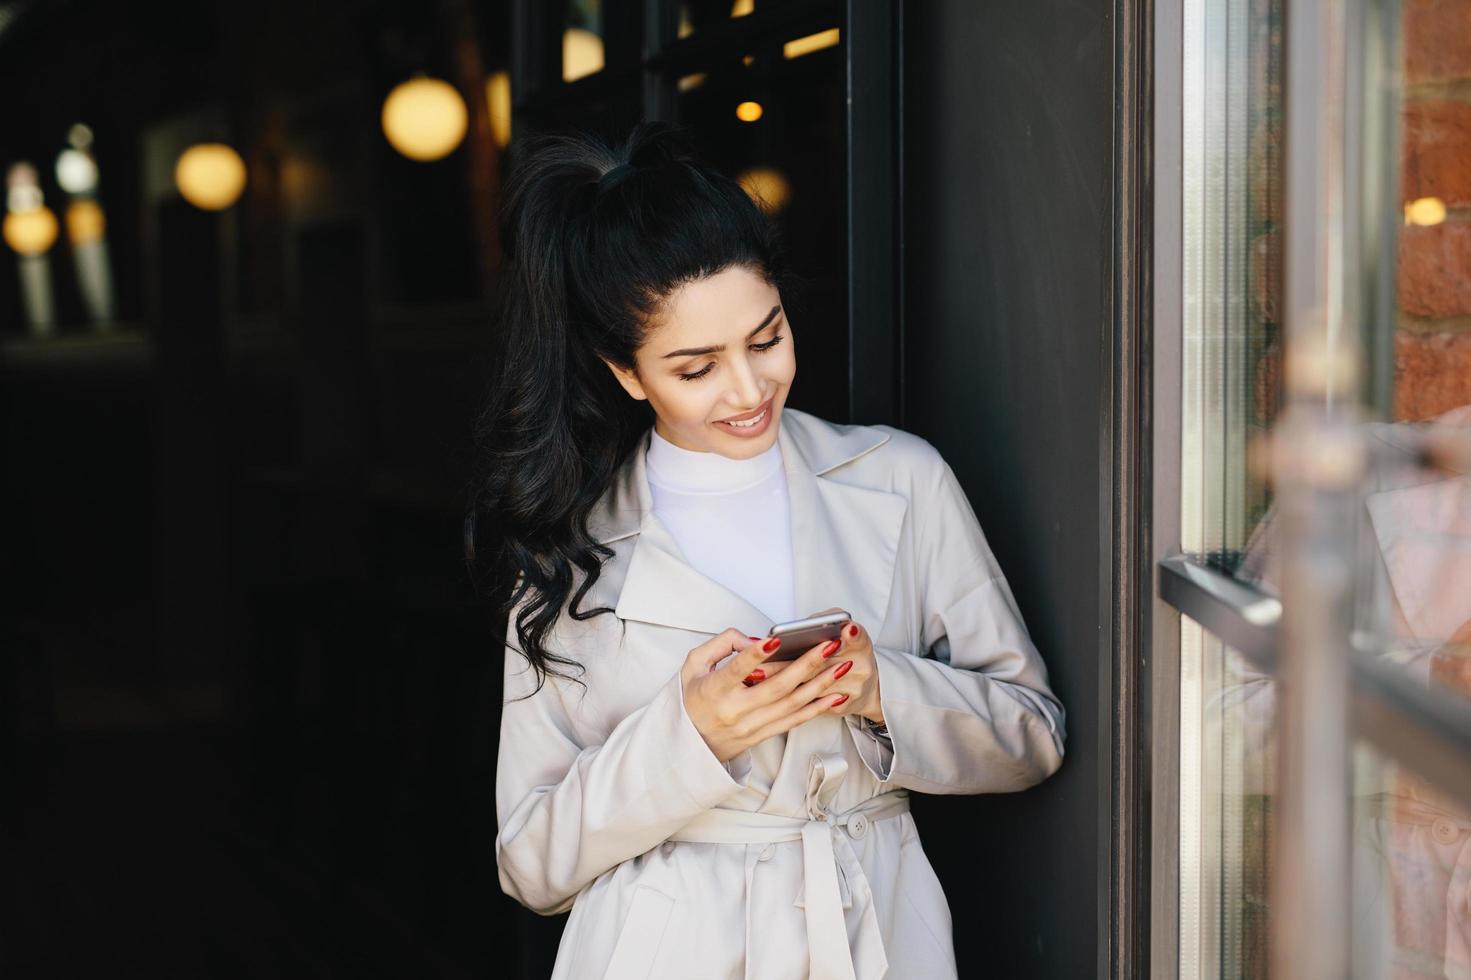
[678,364,715,382]
[677,335,782,381]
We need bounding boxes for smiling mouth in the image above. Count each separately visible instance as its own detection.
[717,398,772,427]
[723,408,767,428]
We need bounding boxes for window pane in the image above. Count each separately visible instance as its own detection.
[1350,0,1471,696]
[1179,619,1276,980]
[1180,0,1284,577]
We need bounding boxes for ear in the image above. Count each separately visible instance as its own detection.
[602,357,648,401]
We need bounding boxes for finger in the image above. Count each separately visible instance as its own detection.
[741,653,849,730]
[759,636,843,697]
[746,687,853,744]
[837,621,864,648]
[689,628,756,675]
[744,659,796,686]
[717,633,784,689]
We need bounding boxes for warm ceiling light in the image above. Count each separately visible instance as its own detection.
[563,28,604,82]
[678,72,707,92]
[485,70,512,149]
[382,76,468,162]
[737,166,791,213]
[736,101,763,122]
[3,206,59,255]
[784,28,840,59]
[1405,196,1447,227]
[731,0,754,16]
[175,143,247,210]
[65,199,106,245]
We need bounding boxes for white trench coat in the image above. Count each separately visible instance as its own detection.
[495,407,1067,980]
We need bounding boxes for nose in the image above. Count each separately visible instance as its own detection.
[726,350,766,409]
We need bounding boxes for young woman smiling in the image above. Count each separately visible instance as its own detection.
[467,122,1066,980]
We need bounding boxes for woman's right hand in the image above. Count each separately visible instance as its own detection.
[681,628,851,763]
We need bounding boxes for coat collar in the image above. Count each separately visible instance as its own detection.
[586,408,906,638]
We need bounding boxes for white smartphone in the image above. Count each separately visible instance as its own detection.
[764,610,851,662]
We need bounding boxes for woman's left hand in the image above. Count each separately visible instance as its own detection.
[743,608,884,725]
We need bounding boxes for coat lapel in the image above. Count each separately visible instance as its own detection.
[780,418,907,638]
[587,409,907,642]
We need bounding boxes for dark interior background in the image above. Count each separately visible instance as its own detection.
[0,0,1116,977]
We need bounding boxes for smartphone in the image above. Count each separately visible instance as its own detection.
[763,610,851,662]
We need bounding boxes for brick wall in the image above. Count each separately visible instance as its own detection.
[1395,0,1471,420]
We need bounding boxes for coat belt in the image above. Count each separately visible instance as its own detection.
[666,752,911,980]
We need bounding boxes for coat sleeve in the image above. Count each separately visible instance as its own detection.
[848,451,1067,793]
[494,602,753,915]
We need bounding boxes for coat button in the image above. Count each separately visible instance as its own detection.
[758,844,775,862]
[847,813,869,839]
[1432,818,1461,846]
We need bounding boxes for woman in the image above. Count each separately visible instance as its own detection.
[467,121,1066,980]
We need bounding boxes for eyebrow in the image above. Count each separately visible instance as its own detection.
[660,305,783,359]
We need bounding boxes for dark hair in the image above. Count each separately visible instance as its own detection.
[465,121,791,697]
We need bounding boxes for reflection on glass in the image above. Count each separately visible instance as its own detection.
[1180,622,1275,980]
[1351,745,1471,977]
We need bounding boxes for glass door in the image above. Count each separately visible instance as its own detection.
[1156,0,1471,976]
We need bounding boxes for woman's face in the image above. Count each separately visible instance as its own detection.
[605,265,795,459]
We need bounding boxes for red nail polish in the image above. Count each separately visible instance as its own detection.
[833,660,853,679]
[744,669,765,684]
[846,624,859,638]
[831,694,849,706]
[762,637,781,654]
[748,636,763,643]
[821,639,841,658]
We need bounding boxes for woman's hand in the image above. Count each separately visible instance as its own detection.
[745,612,885,726]
[681,628,852,764]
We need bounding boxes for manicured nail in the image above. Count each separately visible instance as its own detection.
[748,636,763,643]
[830,694,849,706]
[846,624,859,639]
[762,637,782,654]
[821,639,841,658]
[833,660,854,679]
[744,669,765,684]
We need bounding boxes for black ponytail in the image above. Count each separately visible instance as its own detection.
[465,121,790,697]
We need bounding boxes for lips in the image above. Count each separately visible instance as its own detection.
[713,397,776,438]
[718,398,772,424]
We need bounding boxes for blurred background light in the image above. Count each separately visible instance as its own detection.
[562,28,603,82]
[56,148,99,195]
[3,205,59,255]
[381,76,468,162]
[1405,196,1447,227]
[175,142,247,210]
[737,166,791,214]
[784,28,840,59]
[735,100,763,122]
[65,198,106,245]
[677,71,707,92]
[7,160,42,212]
[731,0,754,16]
[485,70,511,149]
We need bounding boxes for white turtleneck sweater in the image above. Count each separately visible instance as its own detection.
[645,427,797,625]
